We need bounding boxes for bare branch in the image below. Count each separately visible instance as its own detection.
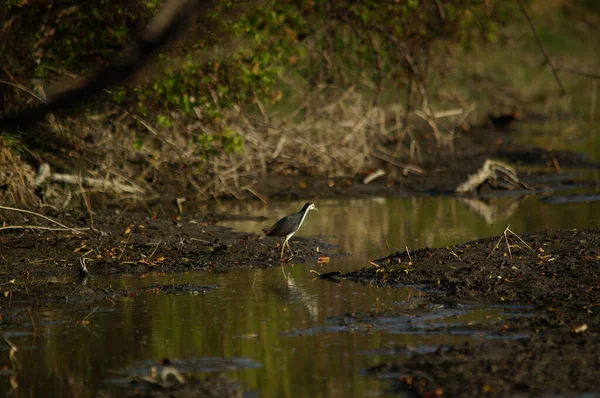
[556,67,600,80]
[515,0,566,96]
[0,0,213,129]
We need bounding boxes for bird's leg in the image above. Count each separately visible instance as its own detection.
[286,240,294,257]
[280,240,286,258]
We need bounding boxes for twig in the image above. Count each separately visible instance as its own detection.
[27,308,37,337]
[147,240,161,261]
[556,67,600,80]
[189,238,211,244]
[0,226,89,232]
[405,243,412,262]
[507,226,535,253]
[79,172,95,229]
[516,0,566,96]
[118,225,136,261]
[83,307,99,322]
[487,233,505,260]
[363,169,385,184]
[414,108,447,145]
[0,205,79,231]
[243,186,268,204]
[0,80,46,103]
[504,229,512,259]
[405,73,412,129]
[433,0,446,20]
[487,224,535,260]
[371,149,424,175]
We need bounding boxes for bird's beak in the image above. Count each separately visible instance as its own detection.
[314,207,319,212]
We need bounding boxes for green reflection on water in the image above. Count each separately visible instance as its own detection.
[221,195,600,269]
[7,194,600,397]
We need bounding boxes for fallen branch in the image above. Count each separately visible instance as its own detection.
[363,169,385,184]
[50,173,144,194]
[456,159,529,193]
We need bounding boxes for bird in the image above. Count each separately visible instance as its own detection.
[262,203,318,258]
[488,111,520,128]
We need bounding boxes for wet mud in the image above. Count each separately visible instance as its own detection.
[121,374,241,398]
[345,229,600,397]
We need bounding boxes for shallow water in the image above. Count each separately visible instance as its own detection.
[5,184,600,397]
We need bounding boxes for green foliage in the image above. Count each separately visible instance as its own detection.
[156,115,172,128]
[0,134,25,153]
[220,127,244,154]
[133,136,144,150]
[4,0,22,8]
[144,0,163,12]
[195,133,217,162]
[1,0,522,163]
[193,127,244,163]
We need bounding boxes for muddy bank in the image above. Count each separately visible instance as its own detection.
[118,374,241,398]
[0,208,327,307]
[343,228,600,397]
[366,334,599,397]
[345,228,600,314]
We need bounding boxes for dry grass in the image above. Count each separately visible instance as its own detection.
[3,86,471,205]
[0,137,38,206]
[52,90,422,201]
[196,89,429,199]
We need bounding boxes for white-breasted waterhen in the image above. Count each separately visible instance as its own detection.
[262,203,318,258]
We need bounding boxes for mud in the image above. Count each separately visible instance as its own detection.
[122,374,241,398]
[345,229,600,397]
[0,209,325,278]
[0,207,326,315]
[366,334,599,397]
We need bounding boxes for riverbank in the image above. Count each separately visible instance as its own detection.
[344,228,600,397]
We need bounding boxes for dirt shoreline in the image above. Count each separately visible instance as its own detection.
[344,229,600,397]
[2,215,600,397]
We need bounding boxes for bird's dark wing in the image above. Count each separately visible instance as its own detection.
[264,213,301,237]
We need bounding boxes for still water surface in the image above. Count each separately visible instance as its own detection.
[5,191,600,397]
